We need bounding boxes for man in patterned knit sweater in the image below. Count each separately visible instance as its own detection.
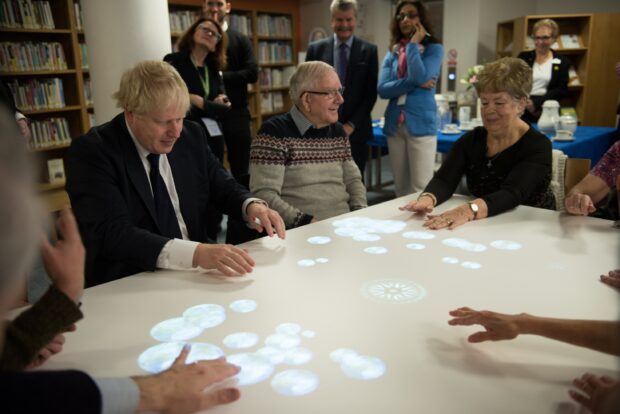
[249,61,367,228]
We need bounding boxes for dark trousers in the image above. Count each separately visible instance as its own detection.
[349,135,368,178]
[222,107,252,187]
[205,133,225,241]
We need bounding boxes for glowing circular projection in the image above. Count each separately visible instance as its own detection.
[330,348,359,364]
[255,346,286,364]
[340,354,386,380]
[301,330,316,338]
[353,233,382,242]
[379,220,408,234]
[402,231,435,240]
[334,227,365,237]
[315,257,329,264]
[361,279,427,304]
[406,243,425,250]
[150,317,203,342]
[332,217,407,236]
[307,236,332,245]
[363,246,388,255]
[276,323,302,336]
[227,353,275,386]
[442,256,460,264]
[265,333,301,350]
[138,342,183,373]
[229,299,257,313]
[461,261,481,269]
[186,343,225,364]
[490,240,523,251]
[182,304,226,329]
[271,369,320,396]
[223,332,260,349]
[442,238,487,252]
[297,259,316,267]
[282,347,313,365]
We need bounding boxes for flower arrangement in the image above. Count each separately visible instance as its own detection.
[460,65,484,90]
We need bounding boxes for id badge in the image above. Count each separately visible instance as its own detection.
[202,118,223,137]
[397,95,406,106]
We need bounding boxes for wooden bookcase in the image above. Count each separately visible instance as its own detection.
[496,13,620,127]
[167,0,300,136]
[0,0,90,207]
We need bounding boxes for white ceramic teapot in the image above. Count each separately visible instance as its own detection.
[538,100,560,137]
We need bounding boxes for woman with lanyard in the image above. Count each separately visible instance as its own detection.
[165,16,231,162]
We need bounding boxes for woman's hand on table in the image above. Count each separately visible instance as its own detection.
[399,194,434,214]
[424,204,473,230]
[448,307,523,343]
[564,192,596,216]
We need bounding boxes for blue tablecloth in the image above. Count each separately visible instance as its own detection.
[371,125,616,165]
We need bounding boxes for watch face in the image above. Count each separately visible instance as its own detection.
[469,203,479,212]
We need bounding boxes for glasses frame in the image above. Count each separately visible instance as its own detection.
[532,35,553,42]
[395,12,419,22]
[304,87,345,99]
[197,25,222,42]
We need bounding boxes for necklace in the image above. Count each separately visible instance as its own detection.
[486,148,504,168]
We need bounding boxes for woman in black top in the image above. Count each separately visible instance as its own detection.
[164,17,231,161]
[400,57,555,229]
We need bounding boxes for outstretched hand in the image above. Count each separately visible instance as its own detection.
[569,373,619,413]
[600,269,620,290]
[246,202,286,239]
[448,307,522,343]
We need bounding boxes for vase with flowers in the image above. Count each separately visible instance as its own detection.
[460,64,484,119]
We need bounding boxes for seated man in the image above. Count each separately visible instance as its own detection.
[67,61,285,287]
[249,61,367,228]
[0,108,240,413]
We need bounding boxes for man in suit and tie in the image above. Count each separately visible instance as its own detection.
[67,61,285,287]
[305,0,378,177]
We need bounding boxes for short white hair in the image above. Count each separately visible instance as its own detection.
[289,61,336,106]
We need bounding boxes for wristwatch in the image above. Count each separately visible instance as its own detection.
[468,202,479,220]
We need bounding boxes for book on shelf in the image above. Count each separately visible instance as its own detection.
[272,91,284,111]
[560,34,581,49]
[7,77,66,111]
[74,0,83,30]
[256,14,292,37]
[88,112,96,128]
[83,77,93,105]
[79,43,88,69]
[260,92,273,113]
[229,13,252,36]
[47,158,65,184]
[30,117,71,149]
[257,42,293,64]
[168,10,200,35]
[0,0,55,29]
[0,41,67,72]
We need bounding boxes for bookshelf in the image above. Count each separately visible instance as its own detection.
[496,13,620,127]
[0,0,90,207]
[167,0,300,136]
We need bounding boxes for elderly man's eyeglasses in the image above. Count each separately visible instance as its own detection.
[197,25,222,41]
[533,35,553,41]
[304,88,345,99]
[396,12,419,22]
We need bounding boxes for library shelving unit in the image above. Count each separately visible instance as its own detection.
[0,0,91,207]
[167,0,300,136]
[496,13,620,127]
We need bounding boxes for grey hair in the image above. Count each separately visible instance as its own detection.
[289,61,337,106]
[0,108,41,297]
[330,0,358,16]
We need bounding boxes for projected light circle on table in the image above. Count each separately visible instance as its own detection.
[363,246,388,255]
[186,343,225,363]
[330,348,359,364]
[341,354,386,380]
[265,333,302,350]
[443,238,487,252]
[223,332,260,349]
[150,317,203,342]
[442,256,460,264]
[307,236,332,245]
[229,299,257,313]
[297,259,316,267]
[182,304,226,329]
[353,233,382,242]
[490,240,523,250]
[256,346,286,364]
[402,231,436,240]
[332,217,407,236]
[138,342,183,373]
[334,227,365,237]
[276,323,302,336]
[361,279,427,304]
[315,257,329,264]
[271,369,320,396]
[461,261,482,269]
[227,353,275,386]
[406,243,426,250]
[282,347,313,365]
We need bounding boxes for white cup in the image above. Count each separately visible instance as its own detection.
[458,106,471,123]
[444,123,458,131]
[554,130,573,140]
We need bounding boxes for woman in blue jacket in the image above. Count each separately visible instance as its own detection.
[378,1,443,196]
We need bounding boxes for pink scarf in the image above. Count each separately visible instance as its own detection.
[397,39,408,124]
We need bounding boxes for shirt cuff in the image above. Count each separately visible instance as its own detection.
[15,112,26,121]
[156,239,200,270]
[93,377,140,414]
[242,197,267,221]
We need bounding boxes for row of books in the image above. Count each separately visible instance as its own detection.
[256,14,291,37]
[258,67,295,88]
[74,0,83,31]
[0,0,54,29]
[260,91,285,114]
[83,77,93,105]
[79,43,88,69]
[230,13,252,36]
[169,10,200,35]
[257,42,293,64]
[7,77,66,111]
[29,117,71,150]
[0,41,67,72]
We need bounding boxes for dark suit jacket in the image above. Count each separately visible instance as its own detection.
[67,113,252,286]
[306,36,378,143]
[223,28,258,110]
[518,49,570,111]
[164,50,229,126]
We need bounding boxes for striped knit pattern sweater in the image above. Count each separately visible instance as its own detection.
[250,112,367,228]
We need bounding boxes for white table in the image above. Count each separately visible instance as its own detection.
[45,195,620,413]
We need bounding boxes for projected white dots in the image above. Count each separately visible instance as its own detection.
[364,246,388,255]
[186,343,225,364]
[229,299,257,313]
[271,369,320,396]
[406,243,425,250]
[265,333,301,350]
[361,279,427,304]
[442,256,459,264]
[315,257,329,264]
[490,240,522,250]
[332,217,407,241]
[402,231,435,240]
[297,258,329,267]
[150,318,203,342]
[307,236,332,245]
[443,238,487,252]
[223,332,260,349]
[138,342,183,373]
[227,353,275,386]
[330,348,386,380]
[256,346,286,365]
[276,323,302,336]
[461,261,482,269]
[353,233,382,242]
[183,304,226,329]
[282,347,313,365]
